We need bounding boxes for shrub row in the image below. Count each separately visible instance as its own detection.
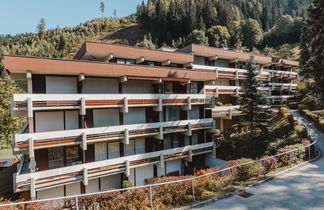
[300,109,324,133]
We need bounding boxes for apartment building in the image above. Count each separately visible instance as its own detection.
[4,42,299,199]
[178,44,299,131]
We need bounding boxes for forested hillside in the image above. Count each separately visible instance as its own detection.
[137,0,310,49]
[0,0,312,149]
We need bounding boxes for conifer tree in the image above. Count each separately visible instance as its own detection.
[100,2,105,18]
[239,56,272,134]
[300,0,324,106]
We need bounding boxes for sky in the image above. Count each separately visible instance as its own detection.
[0,0,146,35]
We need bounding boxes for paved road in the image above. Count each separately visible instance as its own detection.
[195,111,324,210]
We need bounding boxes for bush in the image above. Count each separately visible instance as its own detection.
[261,156,278,173]
[288,102,298,109]
[294,125,308,139]
[226,158,263,181]
[216,101,223,106]
[153,176,192,207]
[122,180,134,188]
[298,104,307,111]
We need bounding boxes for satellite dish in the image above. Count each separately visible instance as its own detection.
[29,160,36,171]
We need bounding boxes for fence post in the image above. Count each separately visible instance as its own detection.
[228,169,232,186]
[191,180,196,202]
[308,146,311,160]
[149,185,154,210]
[75,196,79,210]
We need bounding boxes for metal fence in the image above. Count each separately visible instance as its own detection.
[0,114,319,209]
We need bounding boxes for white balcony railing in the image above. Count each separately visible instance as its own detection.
[12,94,214,114]
[192,64,298,80]
[204,85,243,96]
[212,105,242,118]
[15,142,214,192]
[14,119,215,153]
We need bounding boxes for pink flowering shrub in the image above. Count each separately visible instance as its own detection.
[226,158,263,181]
[261,156,278,173]
[153,176,192,207]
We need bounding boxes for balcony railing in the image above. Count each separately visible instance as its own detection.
[12,94,214,116]
[263,69,298,79]
[14,119,215,153]
[268,83,298,91]
[15,142,214,193]
[191,64,298,80]
[212,105,242,118]
[204,85,243,96]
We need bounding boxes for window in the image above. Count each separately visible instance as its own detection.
[95,142,107,161]
[108,142,120,159]
[163,137,172,150]
[147,62,155,66]
[229,80,236,86]
[172,135,180,148]
[194,56,205,65]
[124,140,135,156]
[48,147,64,169]
[166,106,180,121]
[66,146,79,166]
[117,58,134,64]
[164,82,173,94]
[189,82,198,94]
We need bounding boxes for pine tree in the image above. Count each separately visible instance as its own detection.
[0,69,24,149]
[100,1,105,18]
[239,56,272,134]
[300,0,324,106]
[36,17,46,38]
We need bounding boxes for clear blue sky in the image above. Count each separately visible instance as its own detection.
[0,0,146,35]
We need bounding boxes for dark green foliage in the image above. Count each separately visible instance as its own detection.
[239,56,272,134]
[0,69,24,149]
[300,0,324,106]
[241,19,263,50]
[206,25,231,48]
[137,0,311,46]
[262,15,305,47]
[185,30,208,46]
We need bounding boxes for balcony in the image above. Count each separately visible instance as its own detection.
[13,119,215,153]
[192,64,247,80]
[268,95,295,102]
[267,83,298,91]
[212,105,242,118]
[263,69,298,79]
[12,94,215,116]
[15,142,214,193]
[204,85,243,96]
[191,64,298,81]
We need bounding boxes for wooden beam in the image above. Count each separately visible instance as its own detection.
[208,55,218,61]
[161,59,171,66]
[119,75,128,83]
[135,56,145,64]
[104,53,114,63]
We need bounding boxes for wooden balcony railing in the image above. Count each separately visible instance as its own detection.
[15,142,214,193]
[14,119,215,153]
